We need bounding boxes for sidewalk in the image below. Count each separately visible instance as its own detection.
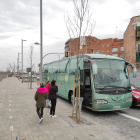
[0,77,127,140]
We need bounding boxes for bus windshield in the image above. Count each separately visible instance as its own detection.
[93,59,130,89]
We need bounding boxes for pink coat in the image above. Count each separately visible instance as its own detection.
[46,83,50,94]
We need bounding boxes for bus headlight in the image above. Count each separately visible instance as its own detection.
[94,100,108,104]
[126,98,132,102]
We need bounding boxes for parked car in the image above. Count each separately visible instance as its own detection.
[25,75,28,78]
[36,76,40,80]
[32,75,36,78]
[131,84,140,106]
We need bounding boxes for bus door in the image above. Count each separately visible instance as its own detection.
[83,69,92,109]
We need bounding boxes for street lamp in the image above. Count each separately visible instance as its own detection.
[21,39,27,83]
[34,42,42,82]
[40,0,43,82]
[34,0,43,82]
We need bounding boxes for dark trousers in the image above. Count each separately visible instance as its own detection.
[36,107,43,119]
[50,99,56,115]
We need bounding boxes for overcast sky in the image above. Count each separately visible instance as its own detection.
[0,0,139,72]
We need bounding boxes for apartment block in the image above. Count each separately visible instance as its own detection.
[124,15,140,72]
[65,36,124,59]
[64,15,140,72]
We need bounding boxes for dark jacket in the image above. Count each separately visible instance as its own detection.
[48,86,58,99]
[34,87,48,108]
[75,85,85,97]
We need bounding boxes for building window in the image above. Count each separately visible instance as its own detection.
[112,54,118,57]
[107,50,109,53]
[90,49,93,54]
[96,50,99,54]
[102,45,104,48]
[112,48,118,52]
[107,45,109,47]
[120,53,124,58]
[138,44,140,51]
[120,47,124,51]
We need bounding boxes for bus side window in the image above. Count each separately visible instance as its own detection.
[43,65,48,73]
[45,65,48,73]
[60,60,68,73]
[66,60,70,73]
[70,58,83,75]
[70,59,77,74]
[53,63,59,73]
[48,64,52,73]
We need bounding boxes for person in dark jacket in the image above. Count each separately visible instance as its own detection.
[48,80,58,117]
[34,83,48,123]
[74,81,85,113]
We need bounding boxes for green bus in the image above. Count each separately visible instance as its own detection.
[43,54,137,111]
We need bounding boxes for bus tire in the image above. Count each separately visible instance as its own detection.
[68,91,73,104]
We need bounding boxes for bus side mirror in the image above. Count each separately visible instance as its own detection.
[125,61,137,78]
[132,67,137,78]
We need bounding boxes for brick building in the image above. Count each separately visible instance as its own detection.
[65,36,124,58]
[64,15,140,72]
[124,15,140,72]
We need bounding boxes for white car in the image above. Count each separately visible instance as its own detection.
[36,76,40,80]
[25,75,28,78]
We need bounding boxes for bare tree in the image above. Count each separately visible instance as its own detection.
[65,0,95,121]
[29,44,34,89]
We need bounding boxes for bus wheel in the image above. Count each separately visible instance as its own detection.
[71,92,75,105]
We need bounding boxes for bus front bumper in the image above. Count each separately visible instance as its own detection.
[92,102,132,111]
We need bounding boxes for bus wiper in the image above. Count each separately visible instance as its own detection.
[99,85,116,91]
[112,86,131,90]
[99,86,131,91]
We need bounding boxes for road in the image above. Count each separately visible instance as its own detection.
[118,106,140,120]
[58,96,140,140]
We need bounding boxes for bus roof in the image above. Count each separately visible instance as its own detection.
[44,54,123,65]
[70,54,124,60]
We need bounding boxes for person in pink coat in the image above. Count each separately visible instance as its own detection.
[46,81,50,108]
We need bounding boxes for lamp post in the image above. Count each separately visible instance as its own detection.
[34,0,43,82]
[40,0,43,82]
[21,39,27,83]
